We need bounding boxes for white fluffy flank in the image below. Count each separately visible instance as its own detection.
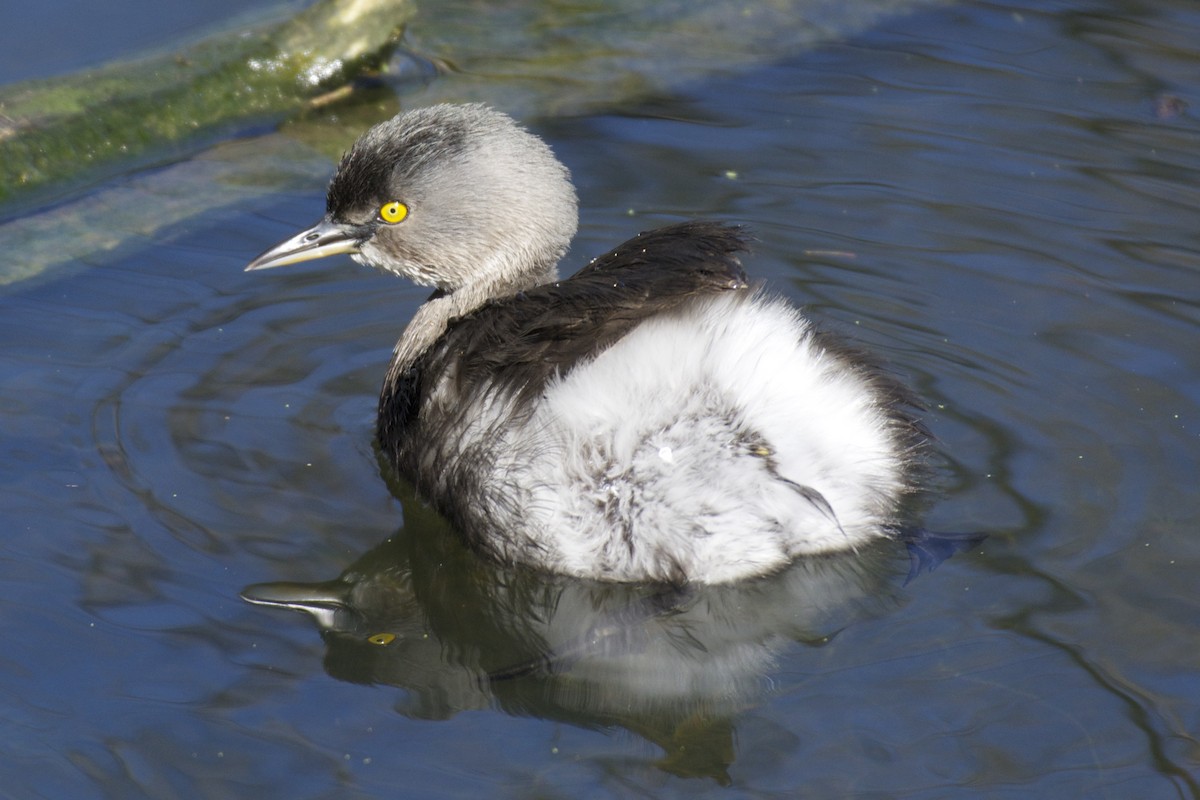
[484,290,909,583]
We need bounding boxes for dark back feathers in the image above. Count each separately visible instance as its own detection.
[378,221,751,450]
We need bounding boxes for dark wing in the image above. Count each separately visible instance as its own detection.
[377,220,750,470]
[428,221,751,405]
[468,220,748,388]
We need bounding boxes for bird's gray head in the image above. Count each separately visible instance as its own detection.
[247,104,579,294]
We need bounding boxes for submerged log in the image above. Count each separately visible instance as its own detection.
[0,0,415,208]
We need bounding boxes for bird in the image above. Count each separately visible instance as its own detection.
[246,103,927,585]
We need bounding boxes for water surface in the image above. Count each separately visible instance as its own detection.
[1,0,1199,797]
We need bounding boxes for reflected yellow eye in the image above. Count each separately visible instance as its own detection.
[378,201,408,224]
[367,632,396,646]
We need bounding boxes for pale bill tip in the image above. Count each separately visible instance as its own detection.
[245,220,361,271]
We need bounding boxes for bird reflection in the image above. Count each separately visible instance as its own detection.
[242,488,980,782]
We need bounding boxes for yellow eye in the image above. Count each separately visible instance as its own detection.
[378,201,408,224]
[367,632,396,646]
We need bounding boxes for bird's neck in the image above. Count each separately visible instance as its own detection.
[386,259,559,380]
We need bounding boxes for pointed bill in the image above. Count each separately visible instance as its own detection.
[245,217,363,271]
[240,579,353,629]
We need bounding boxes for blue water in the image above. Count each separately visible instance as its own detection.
[0,0,295,83]
[2,0,1199,797]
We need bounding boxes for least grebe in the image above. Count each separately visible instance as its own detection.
[247,104,926,584]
